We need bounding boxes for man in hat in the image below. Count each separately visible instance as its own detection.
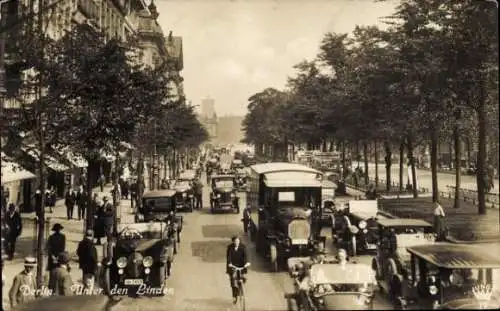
[46,223,66,272]
[6,203,22,260]
[48,251,74,296]
[77,229,99,285]
[9,256,37,308]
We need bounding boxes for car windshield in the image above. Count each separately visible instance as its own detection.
[119,226,164,239]
[144,198,172,209]
[214,179,234,188]
[313,283,375,295]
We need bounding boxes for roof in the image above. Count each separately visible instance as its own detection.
[310,263,376,284]
[376,219,432,227]
[407,243,500,269]
[264,172,322,188]
[212,174,235,179]
[250,162,321,175]
[143,190,176,198]
[1,155,36,184]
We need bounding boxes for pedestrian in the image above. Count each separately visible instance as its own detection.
[194,179,203,209]
[94,198,105,245]
[9,256,37,308]
[122,180,129,199]
[48,187,57,210]
[130,180,138,204]
[102,233,116,264]
[46,223,66,272]
[48,251,74,296]
[99,174,105,192]
[75,187,82,219]
[65,189,76,220]
[34,189,42,217]
[45,189,53,213]
[5,203,22,260]
[102,197,114,237]
[77,230,99,285]
[77,189,88,221]
[433,201,447,241]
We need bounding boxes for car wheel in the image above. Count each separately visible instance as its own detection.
[270,243,279,272]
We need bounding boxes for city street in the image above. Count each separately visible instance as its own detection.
[354,162,499,194]
[111,154,393,310]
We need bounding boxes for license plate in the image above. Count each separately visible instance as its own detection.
[367,244,377,249]
[291,239,308,245]
[124,279,143,285]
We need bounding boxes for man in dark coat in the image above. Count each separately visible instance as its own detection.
[48,251,74,296]
[65,190,76,220]
[77,230,99,284]
[226,236,250,304]
[5,203,22,260]
[102,197,114,238]
[46,223,66,272]
[77,190,88,221]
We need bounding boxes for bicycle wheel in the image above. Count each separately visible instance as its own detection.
[238,282,246,311]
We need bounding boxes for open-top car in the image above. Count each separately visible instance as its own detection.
[285,263,377,310]
[103,222,176,297]
[210,174,239,213]
[394,243,500,310]
[138,190,183,242]
[371,219,434,297]
[172,180,194,212]
[332,200,380,256]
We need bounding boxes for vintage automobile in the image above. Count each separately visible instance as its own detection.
[332,200,380,256]
[392,243,500,310]
[178,170,197,182]
[103,222,176,297]
[319,180,336,227]
[246,163,326,271]
[172,180,194,212]
[138,190,183,242]
[371,219,434,295]
[285,262,377,310]
[210,174,240,213]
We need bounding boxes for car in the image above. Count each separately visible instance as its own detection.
[138,190,183,242]
[172,180,194,212]
[370,219,435,299]
[284,262,377,310]
[102,222,177,297]
[246,163,327,271]
[394,243,500,310]
[332,200,380,256]
[210,174,239,213]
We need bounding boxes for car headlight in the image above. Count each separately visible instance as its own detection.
[145,268,151,274]
[363,229,368,233]
[117,257,127,268]
[118,269,124,275]
[358,220,367,229]
[216,194,221,198]
[143,256,153,267]
[138,214,144,220]
[182,193,187,198]
[429,285,438,295]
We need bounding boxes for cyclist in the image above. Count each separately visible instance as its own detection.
[226,236,250,304]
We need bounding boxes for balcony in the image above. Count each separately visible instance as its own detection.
[137,18,164,38]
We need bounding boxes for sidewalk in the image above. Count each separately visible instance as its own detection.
[2,184,132,310]
[378,197,500,243]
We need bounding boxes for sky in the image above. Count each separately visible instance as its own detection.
[155,0,397,116]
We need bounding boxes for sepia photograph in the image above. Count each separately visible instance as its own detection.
[0,0,499,310]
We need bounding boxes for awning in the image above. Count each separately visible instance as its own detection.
[1,157,36,184]
[21,147,70,172]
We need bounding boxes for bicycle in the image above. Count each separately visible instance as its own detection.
[230,264,250,311]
